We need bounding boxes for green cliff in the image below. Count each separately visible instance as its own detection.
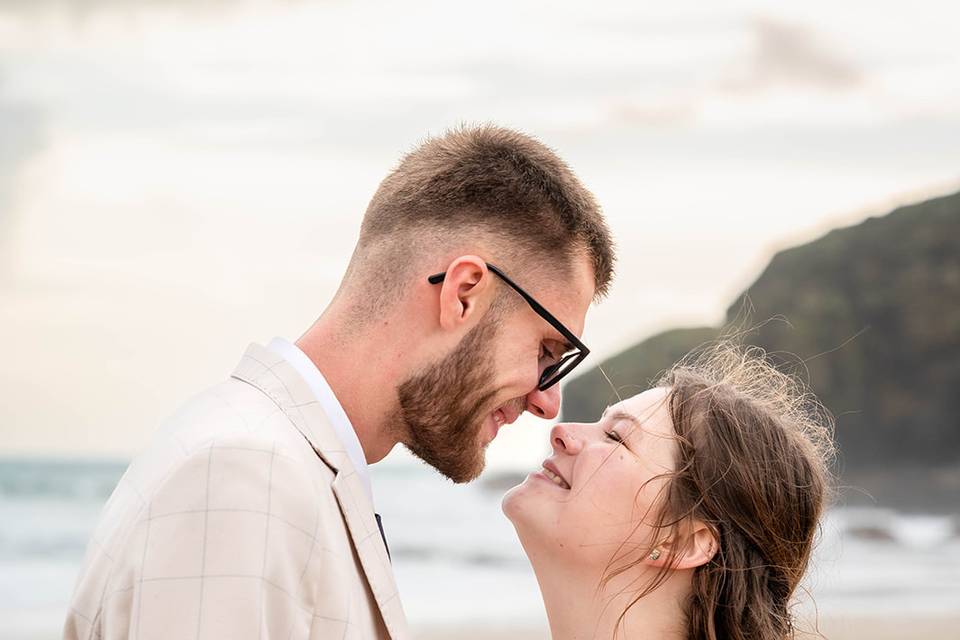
[563,190,960,474]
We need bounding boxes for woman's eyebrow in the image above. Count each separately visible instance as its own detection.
[604,410,643,439]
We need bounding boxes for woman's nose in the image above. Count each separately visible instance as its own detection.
[550,422,583,455]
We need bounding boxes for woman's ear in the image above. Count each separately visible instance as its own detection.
[673,521,718,570]
[647,521,718,570]
[437,256,492,330]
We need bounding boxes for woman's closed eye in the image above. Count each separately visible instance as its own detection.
[605,429,624,444]
[602,410,642,448]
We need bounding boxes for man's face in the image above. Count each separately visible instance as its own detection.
[398,257,595,483]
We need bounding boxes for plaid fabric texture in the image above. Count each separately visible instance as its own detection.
[64,344,408,640]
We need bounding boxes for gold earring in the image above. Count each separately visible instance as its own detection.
[649,549,661,561]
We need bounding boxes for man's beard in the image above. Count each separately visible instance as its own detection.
[397,317,503,483]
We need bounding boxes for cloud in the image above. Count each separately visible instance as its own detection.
[0,74,47,287]
[724,18,863,92]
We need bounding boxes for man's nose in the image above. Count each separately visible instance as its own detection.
[525,383,561,420]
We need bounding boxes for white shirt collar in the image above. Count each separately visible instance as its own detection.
[265,336,373,504]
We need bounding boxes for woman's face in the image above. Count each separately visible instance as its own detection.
[502,387,678,568]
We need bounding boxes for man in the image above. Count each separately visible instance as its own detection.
[64,125,615,639]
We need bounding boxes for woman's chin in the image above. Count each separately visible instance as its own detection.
[501,472,550,528]
[500,480,525,520]
[501,473,537,518]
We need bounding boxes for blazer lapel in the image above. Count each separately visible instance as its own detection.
[231,343,409,639]
[331,470,407,638]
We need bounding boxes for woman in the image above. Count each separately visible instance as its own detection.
[503,344,834,640]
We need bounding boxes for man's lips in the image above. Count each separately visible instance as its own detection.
[484,404,524,446]
[541,459,571,490]
[492,404,522,428]
[486,406,517,443]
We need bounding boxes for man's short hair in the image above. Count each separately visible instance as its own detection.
[346,124,615,310]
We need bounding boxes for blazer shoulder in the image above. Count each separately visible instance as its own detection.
[154,378,311,457]
[119,378,332,515]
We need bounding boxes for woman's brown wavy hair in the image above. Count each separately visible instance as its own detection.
[604,343,835,640]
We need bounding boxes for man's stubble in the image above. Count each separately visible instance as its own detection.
[397,315,505,483]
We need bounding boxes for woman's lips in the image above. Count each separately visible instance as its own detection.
[540,461,571,490]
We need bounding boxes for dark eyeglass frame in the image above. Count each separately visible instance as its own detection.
[427,262,590,391]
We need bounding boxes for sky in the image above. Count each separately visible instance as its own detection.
[1,0,959,469]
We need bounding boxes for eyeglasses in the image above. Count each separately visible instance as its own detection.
[427,262,590,391]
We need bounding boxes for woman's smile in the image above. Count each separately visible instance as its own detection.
[539,462,571,490]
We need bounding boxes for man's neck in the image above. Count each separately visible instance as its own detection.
[295,313,403,464]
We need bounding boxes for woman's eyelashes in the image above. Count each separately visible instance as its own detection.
[602,411,642,444]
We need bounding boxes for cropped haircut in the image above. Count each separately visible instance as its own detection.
[343,125,615,313]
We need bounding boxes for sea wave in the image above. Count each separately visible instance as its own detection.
[2,458,959,636]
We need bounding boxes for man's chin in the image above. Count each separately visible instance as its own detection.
[403,441,486,484]
[439,451,487,484]
[448,462,485,484]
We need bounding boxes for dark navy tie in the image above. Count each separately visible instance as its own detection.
[374,513,391,561]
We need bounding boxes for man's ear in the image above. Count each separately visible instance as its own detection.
[647,521,718,570]
[437,256,493,331]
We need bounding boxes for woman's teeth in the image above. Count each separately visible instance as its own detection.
[541,466,570,490]
[493,410,506,427]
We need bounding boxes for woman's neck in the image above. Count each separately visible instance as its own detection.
[532,558,690,640]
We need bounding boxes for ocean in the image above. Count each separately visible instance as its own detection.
[2,458,959,638]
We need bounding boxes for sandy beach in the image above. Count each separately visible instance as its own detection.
[412,614,960,639]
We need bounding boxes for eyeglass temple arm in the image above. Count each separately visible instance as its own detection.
[426,264,589,357]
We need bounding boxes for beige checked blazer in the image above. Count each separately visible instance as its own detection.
[64,343,408,640]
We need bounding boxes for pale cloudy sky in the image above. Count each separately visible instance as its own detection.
[1,0,959,468]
